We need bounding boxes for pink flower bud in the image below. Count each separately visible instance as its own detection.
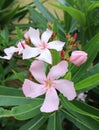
[70,51,88,66]
[73,33,77,41]
[60,50,65,58]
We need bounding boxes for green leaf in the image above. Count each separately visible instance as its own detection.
[4,71,28,82]
[12,102,42,120]
[52,50,60,65]
[0,27,9,43]
[0,5,19,24]
[0,108,12,117]
[0,101,42,120]
[72,33,99,82]
[64,71,71,80]
[0,90,42,106]
[60,94,99,119]
[61,108,99,130]
[50,3,86,26]
[19,114,47,130]
[88,2,99,12]
[72,100,99,119]
[47,112,62,130]
[0,85,23,96]
[61,108,89,130]
[12,70,25,82]
[57,0,74,6]
[80,63,99,80]
[75,73,99,91]
[33,0,54,22]
[15,27,23,40]
[27,5,47,28]
[64,11,72,32]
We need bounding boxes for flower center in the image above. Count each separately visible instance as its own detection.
[45,79,53,88]
[38,41,48,50]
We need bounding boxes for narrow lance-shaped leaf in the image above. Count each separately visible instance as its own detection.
[47,112,62,130]
[60,94,99,119]
[27,5,47,27]
[0,5,19,24]
[0,101,43,120]
[75,73,99,91]
[19,114,47,130]
[50,3,86,26]
[0,93,43,107]
[0,85,23,96]
[72,100,99,119]
[80,63,99,80]
[61,108,99,130]
[12,102,42,120]
[33,0,54,22]
[88,2,99,12]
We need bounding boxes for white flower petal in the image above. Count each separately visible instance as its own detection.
[36,49,52,64]
[54,79,76,100]
[25,27,41,46]
[22,47,40,59]
[0,46,18,60]
[41,29,53,43]
[48,41,65,51]
[47,60,68,80]
[40,87,59,113]
[22,79,46,98]
[30,60,46,84]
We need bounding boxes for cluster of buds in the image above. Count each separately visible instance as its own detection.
[66,32,78,51]
[60,32,88,66]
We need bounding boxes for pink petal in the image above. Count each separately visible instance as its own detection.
[72,56,87,66]
[47,41,65,51]
[0,46,18,60]
[17,41,24,54]
[40,87,59,113]
[30,60,46,84]
[41,29,53,43]
[22,79,46,98]
[70,51,88,66]
[25,27,40,46]
[36,49,52,64]
[17,41,29,54]
[54,79,76,100]
[47,60,68,80]
[22,47,40,59]
[0,54,14,60]
[4,46,18,55]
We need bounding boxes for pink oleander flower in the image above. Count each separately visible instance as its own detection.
[23,27,65,64]
[0,41,28,60]
[22,60,76,113]
[70,50,88,66]
[0,27,65,64]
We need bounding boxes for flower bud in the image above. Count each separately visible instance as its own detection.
[50,32,58,40]
[60,50,65,58]
[70,51,88,66]
[73,33,77,41]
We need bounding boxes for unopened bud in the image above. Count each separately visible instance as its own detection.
[60,50,65,58]
[73,33,77,41]
[70,50,88,66]
[51,32,57,40]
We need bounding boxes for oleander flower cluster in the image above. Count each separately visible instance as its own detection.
[0,27,88,113]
